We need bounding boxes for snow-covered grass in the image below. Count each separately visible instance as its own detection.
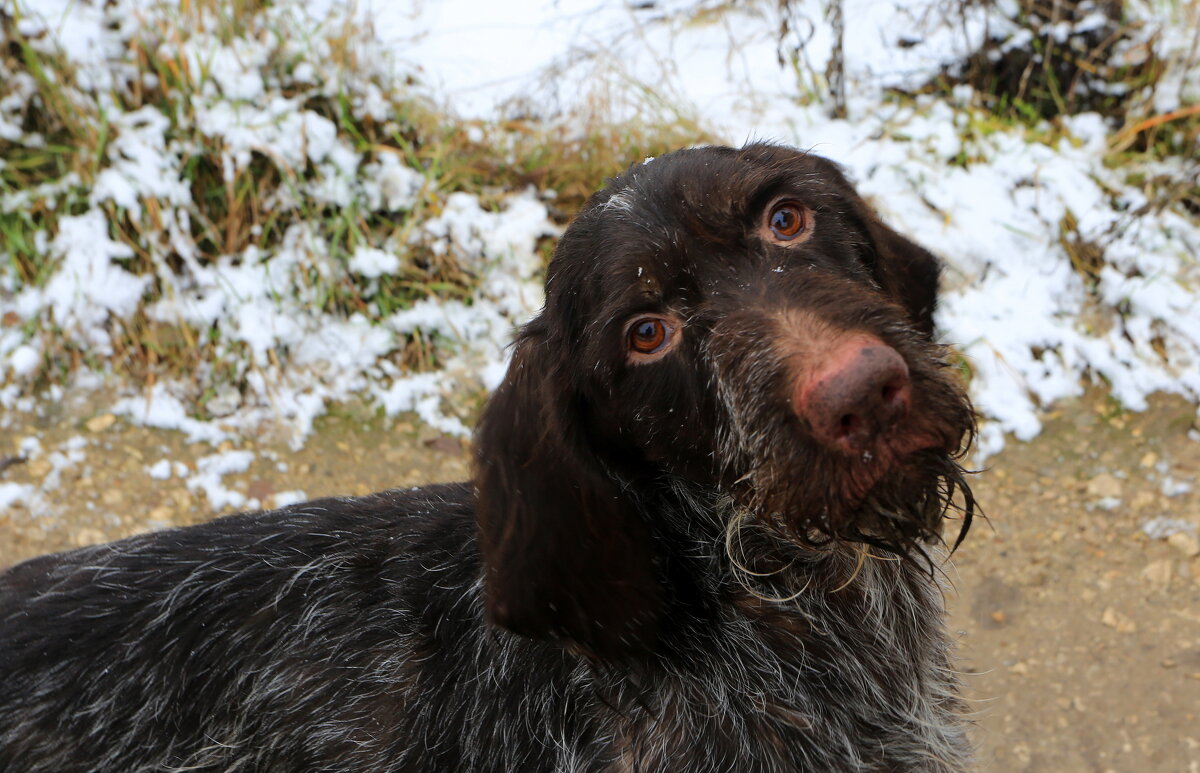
[1,0,1198,485]
[0,0,713,452]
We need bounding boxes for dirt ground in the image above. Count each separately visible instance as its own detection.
[1,388,1198,771]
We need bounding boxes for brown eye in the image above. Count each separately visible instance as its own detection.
[767,201,807,241]
[628,318,670,354]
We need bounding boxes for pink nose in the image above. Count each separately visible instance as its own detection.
[795,337,911,455]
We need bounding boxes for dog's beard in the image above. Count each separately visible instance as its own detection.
[717,384,977,563]
[706,311,977,561]
[730,437,970,544]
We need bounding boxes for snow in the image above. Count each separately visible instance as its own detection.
[0,0,1197,474]
[8,345,39,377]
[186,450,256,511]
[366,153,425,212]
[1142,516,1198,540]
[349,247,401,279]
[92,106,192,214]
[146,459,174,480]
[271,490,309,508]
[0,483,34,511]
[113,384,231,446]
[36,210,152,355]
[0,435,89,517]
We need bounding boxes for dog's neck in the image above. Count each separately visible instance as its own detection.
[632,475,887,600]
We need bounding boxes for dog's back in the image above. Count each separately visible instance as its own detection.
[0,484,499,771]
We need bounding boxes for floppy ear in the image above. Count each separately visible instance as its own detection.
[864,206,945,336]
[805,153,943,337]
[853,202,943,338]
[473,330,661,658]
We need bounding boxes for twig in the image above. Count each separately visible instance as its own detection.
[1111,104,1200,152]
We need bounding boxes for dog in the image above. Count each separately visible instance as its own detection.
[0,143,977,772]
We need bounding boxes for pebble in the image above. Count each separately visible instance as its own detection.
[424,435,462,455]
[1141,559,1173,589]
[27,458,52,478]
[73,528,107,547]
[246,479,275,502]
[86,413,117,433]
[1087,473,1123,500]
[1130,491,1157,510]
[1100,607,1137,633]
[1167,532,1200,558]
[206,385,241,418]
[148,506,173,522]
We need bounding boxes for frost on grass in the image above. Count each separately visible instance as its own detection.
[0,0,554,449]
[1,0,1197,462]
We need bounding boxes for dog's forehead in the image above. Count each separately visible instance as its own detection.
[580,147,838,282]
[596,147,841,241]
[544,145,860,315]
[612,147,776,213]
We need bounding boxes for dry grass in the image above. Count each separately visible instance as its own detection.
[0,0,712,393]
[3,0,1193,397]
[921,0,1199,160]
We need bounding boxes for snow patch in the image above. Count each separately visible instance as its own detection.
[186,450,256,512]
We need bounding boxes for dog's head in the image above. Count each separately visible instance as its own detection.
[474,144,975,656]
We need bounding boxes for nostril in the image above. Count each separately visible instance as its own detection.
[837,413,862,439]
[795,338,912,454]
[881,376,911,419]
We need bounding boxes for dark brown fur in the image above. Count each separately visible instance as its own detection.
[0,144,976,772]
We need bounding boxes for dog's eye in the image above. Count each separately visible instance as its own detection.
[767,201,807,241]
[628,318,672,354]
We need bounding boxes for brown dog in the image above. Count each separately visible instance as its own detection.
[1,144,976,772]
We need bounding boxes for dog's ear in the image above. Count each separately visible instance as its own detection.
[861,210,942,337]
[852,201,943,338]
[804,153,942,337]
[473,329,661,658]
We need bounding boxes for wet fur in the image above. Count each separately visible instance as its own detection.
[0,144,976,772]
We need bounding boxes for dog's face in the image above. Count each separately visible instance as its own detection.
[475,144,975,656]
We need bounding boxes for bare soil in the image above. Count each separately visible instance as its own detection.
[2,389,1198,771]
